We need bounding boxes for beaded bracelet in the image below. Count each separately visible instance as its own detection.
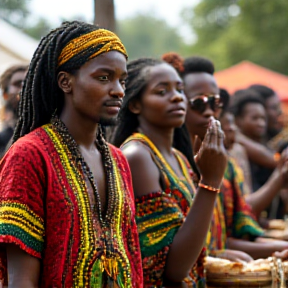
[198,182,220,193]
[274,152,281,162]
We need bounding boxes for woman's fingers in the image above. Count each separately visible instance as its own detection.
[209,118,218,148]
[202,121,213,148]
[216,120,224,148]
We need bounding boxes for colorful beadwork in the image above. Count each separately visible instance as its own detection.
[0,120,142,287]
[207,157,263,253]
[58,29,128,67]
[122,133,206,288]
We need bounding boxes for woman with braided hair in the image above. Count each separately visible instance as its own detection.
[112,56,227,287]
[0,21,143,287]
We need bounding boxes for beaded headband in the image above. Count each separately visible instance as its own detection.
[57,29,128,67]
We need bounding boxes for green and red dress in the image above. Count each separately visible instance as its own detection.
[122,133,206,288]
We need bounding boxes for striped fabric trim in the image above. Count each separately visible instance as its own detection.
[0,201,44,256]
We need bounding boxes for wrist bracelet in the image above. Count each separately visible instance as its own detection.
[198,182,220,193]
[274,152,281,162]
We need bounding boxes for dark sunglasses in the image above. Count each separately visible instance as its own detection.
[189,94,222,113]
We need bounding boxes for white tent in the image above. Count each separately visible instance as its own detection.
[0,18,38,74]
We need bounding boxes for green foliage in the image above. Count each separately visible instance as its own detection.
[0,0,51,39]
[182,0,288,74]
[117,13,188,60]
[23,17,53,40]
[0,0,29,24]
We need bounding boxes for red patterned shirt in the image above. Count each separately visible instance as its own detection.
[0,124,143,287]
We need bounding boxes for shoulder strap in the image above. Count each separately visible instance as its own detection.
[122,133,171,189]
[173,149,195,189]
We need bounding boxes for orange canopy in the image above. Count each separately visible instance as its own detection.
[214,61,288,102]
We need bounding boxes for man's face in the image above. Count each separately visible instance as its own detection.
[63,51,127,125]
[6,71,27,98]
[236,102,267,141]
[184,72,219,140]
[4,70,27,114]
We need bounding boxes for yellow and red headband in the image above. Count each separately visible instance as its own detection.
[57,29,128,67]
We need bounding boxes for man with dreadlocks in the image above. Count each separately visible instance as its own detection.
[0,21,142,288]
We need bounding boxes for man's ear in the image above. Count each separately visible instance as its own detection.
[57,71,73,94]
[128,99,142,114]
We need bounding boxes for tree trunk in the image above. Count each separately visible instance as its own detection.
[94,0,116,32]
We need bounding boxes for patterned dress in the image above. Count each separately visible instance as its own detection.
[0,122,143,287]
[207,157,263,253]
[122,133,206,288]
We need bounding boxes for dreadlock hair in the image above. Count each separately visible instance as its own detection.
[112,58,162,147]
[248,84,276,103]
[181,56,215,78]
[0,64,28,94]
[13,21,102,143]
[162,52,201,179]
[229,88,265,118]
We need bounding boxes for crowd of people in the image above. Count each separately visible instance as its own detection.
[0,20,288,288]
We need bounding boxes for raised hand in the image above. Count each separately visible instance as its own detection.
[196,117,227,189]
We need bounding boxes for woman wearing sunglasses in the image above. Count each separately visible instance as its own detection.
[174,55,288,260]
[112,57,227,287]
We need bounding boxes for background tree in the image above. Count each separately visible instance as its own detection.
[181,0,288,74]
[118,13,187,60]
[94,0,115,32]
[0,0,29,25]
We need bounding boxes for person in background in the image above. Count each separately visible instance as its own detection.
[0,21,142,287]
[0,64,28,156]
[112,56,227,287]
[220,88,253,193]
[232,88,280,171]
[220,91,288,221]
[249,84,282,142]
[230,90,286,219]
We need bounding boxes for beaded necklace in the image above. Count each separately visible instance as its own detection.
[51,116,116,226]
[50,117,132,287]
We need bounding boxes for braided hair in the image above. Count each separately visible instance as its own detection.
[112,58,162,147]
[13,21,101,143]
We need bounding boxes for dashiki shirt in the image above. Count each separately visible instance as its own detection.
[0,121,143,288]
[122,133,206,288]
[207,157,263,253]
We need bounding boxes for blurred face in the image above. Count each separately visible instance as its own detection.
[184,72,219,140]
[5,70,27,112]
[135,63,186,129]
[220,112,236,150]
[236,103,266,141]
[64,51,127,125]
[7,70,27,97]
[265,94,282,132]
